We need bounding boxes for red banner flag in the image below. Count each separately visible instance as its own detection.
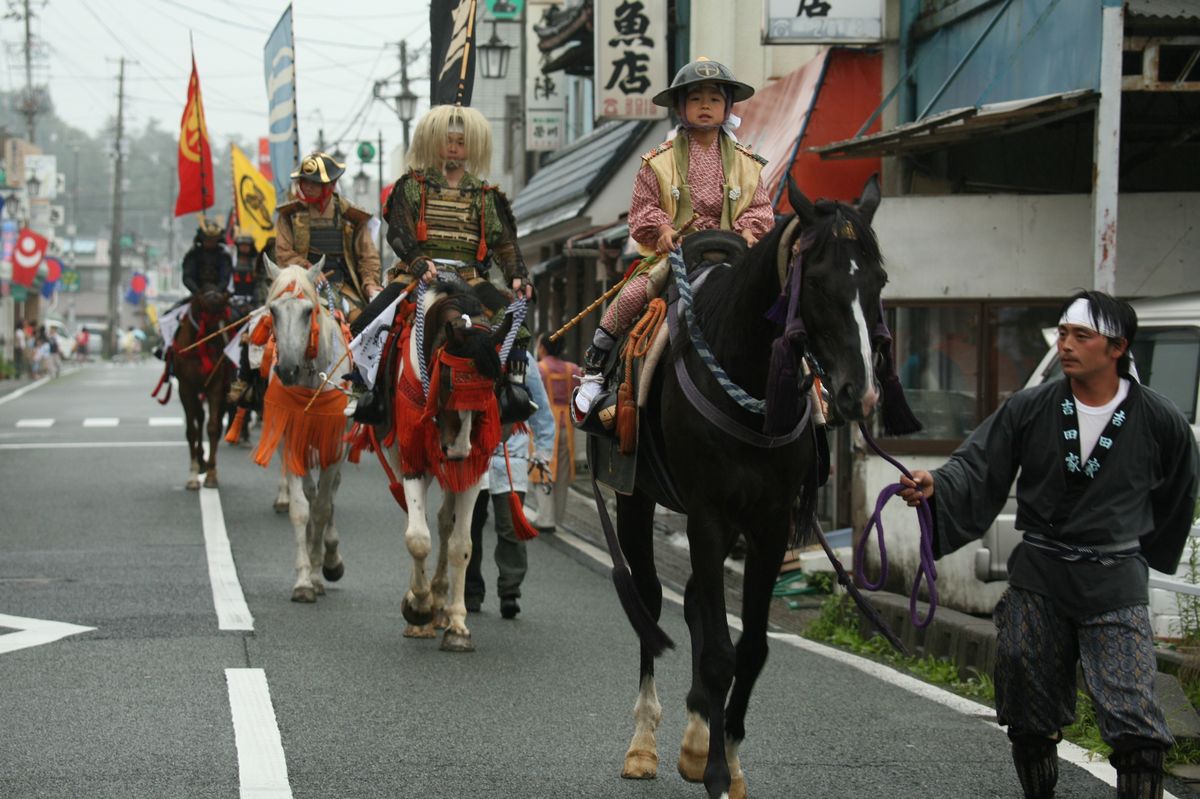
[175,54,214,216]
[11,228,49,287]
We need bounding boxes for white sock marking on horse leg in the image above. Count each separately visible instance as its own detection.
[287,473,313,590]
[225,668,293,798]
[852,288,880,416]
[199,487,254,631]
[444,484,482,634]
[725,737,743,781]
[630,674,662,754]
[403,477,433,602]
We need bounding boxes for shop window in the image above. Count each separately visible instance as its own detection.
[882,301,1059,450]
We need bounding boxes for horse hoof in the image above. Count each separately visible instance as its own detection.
[186,478,201,491]
[273,500,289,514]
[677,748,706,783]
[433,610,449,630]
[730,773,747,799]
[403,624,436,639]
[621,748,658,780]
[401,595,434,626]
[440,629,474,652]
[291,586,316,603]
[313,581,326,596]
[322,560,345,582]
[203,472,218,488]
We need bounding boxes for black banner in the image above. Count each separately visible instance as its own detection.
[430,0,479,107]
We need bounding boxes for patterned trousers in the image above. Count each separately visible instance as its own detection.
[994,588,1172,752]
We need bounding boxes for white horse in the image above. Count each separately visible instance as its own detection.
[254,256,349,603]
[378,278,506,651]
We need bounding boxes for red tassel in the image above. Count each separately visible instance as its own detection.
[617,382,637,455]
[509,491,539,541]
[503,442,539,541]
[224,407,248,444]
[390,481,409,512]
[416,176,429,242]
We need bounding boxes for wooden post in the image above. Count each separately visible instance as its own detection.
[1092,0,1123,294]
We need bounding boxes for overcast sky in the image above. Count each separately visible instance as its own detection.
[7,0,435,159]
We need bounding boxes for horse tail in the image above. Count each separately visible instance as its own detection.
[590,478,674,656]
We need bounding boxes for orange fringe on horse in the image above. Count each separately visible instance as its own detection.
[253,380,348,475]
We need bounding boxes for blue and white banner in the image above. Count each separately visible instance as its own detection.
[263,5,299,203]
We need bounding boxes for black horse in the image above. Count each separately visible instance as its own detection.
[602,176,887,799]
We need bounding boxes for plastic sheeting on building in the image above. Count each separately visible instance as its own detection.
[733,47,883,210]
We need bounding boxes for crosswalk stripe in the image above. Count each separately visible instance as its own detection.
[82,417,120,427]
[148,417,184,427]
[15,418,54,428]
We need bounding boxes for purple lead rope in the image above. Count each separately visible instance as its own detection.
[854,421,939,628]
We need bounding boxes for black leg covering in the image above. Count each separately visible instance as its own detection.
[1111,747,1165,799]
[1011,736,1059,799]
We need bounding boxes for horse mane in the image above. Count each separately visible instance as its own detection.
[424,281,501,380]
[268,265,321,305]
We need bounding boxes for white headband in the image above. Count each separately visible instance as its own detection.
[1059,298,1120,338]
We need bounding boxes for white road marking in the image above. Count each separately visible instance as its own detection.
[0,376,52,406]
[82,417,120,427]
[148,417,184,427]
[0,441,187,450]
[225,668,293,798]
[0,613,95,655]
[15,418,54,428]
[199,487,254,631]
[552,527,1160,797]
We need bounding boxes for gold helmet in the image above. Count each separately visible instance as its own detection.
[194,218,225,243]
[290,151,345,184]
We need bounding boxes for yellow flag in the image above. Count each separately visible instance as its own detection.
[230,144,277,250]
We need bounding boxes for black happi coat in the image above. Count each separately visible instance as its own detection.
[931,377,1198,618]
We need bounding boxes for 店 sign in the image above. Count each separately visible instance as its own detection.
[525,6,566,151]
[595,0,667,120]
[763,0,884,43]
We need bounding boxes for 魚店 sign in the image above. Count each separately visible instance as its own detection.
[595,0,667,120]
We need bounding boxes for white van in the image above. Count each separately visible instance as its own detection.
[971,292,1200,634]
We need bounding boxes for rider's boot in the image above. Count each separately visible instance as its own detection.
[573,328,615,418]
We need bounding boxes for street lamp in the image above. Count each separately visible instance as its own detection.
[396,87,418,125]
[478,21,514,80]
[25,173,41,199]
[352,168,370,197]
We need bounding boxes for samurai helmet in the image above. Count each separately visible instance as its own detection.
[291,151,345,185]
[652,57,754,108]
[195,218,224,242]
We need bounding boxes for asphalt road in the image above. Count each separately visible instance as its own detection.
[0,361,1132,798]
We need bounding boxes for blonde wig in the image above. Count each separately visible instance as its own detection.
[405,105,493,176]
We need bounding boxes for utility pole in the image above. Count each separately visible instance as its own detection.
[105,57,127,360]
[377,130,385,263]
[400,40,411,153]
[21,0,37,143]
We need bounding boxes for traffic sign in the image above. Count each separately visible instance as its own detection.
[357,141,376,163]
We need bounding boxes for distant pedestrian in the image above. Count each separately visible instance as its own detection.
[75,328,90,362]
[13,319,26,378]
[533,334,581,531]
[465,352,555,619]
[900,290,1199,799]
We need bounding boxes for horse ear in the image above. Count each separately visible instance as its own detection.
[786,174,816,228]
[856,173,882,225]
[263,251,282,280]
[306,256,325,287]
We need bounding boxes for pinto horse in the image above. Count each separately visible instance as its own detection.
[371,275,508,652]
[172,281,233,490]
[604,177,887,799]
[251,256,350,603]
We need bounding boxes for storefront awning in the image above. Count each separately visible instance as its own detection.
[512,120,654,239]
[564,221,629,258]
[813,89,1097,160]
[734,47,883,207]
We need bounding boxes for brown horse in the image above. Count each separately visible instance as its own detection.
[172,283,233,489]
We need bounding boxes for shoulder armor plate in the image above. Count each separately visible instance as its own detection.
[641,139,674,162]
[276,199,305,216]
[734,142,767,166]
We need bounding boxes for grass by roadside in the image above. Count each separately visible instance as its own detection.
[803,592,1200,768]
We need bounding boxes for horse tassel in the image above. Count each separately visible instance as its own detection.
[504,443,539,541]
[876,336,922,436]
[367,425,408,513]
[224,407,248,444]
